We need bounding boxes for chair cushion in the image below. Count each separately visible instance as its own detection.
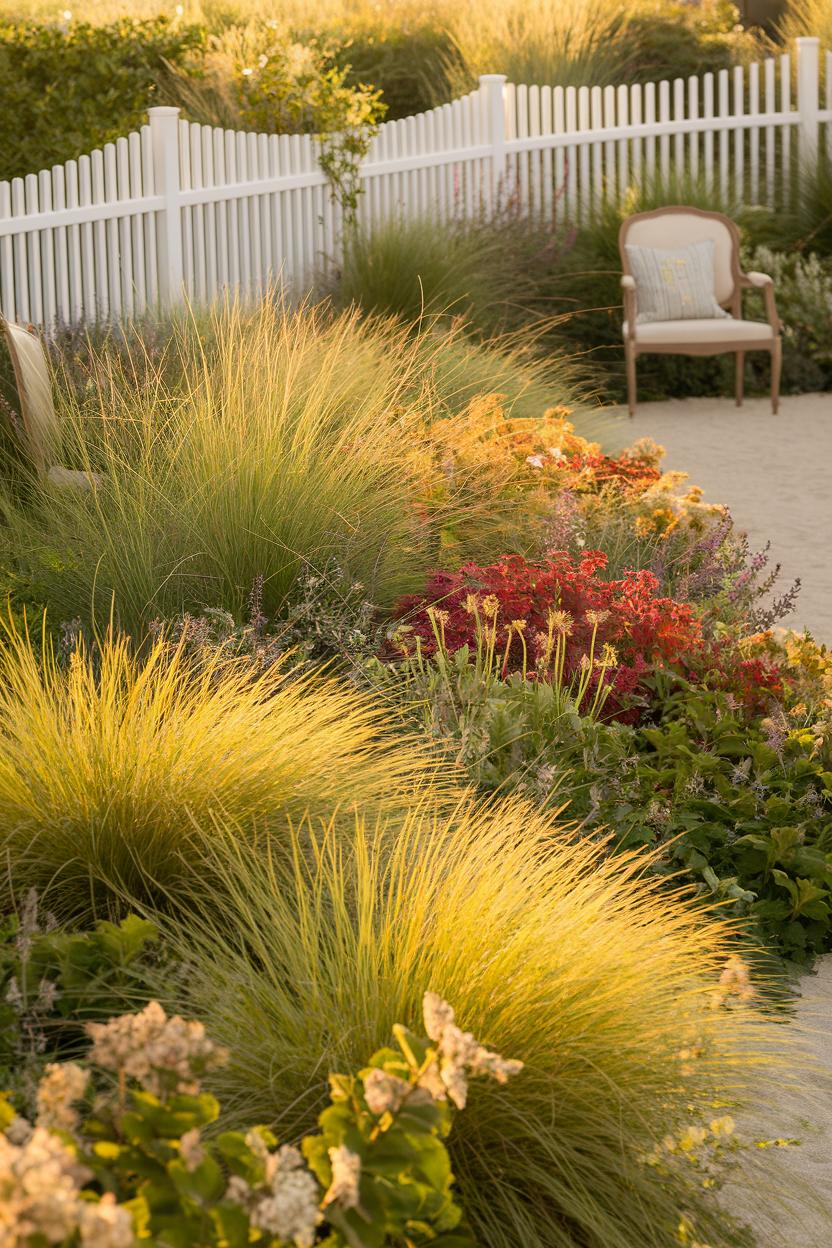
[625,239,729,323]
[623,317,775,346]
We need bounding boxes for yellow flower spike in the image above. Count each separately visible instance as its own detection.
[547,609,574,638]
[599,643,618,669]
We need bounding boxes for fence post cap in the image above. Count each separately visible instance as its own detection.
[478,73,508,84]
[148,106,181,118]
[795,35,821,45]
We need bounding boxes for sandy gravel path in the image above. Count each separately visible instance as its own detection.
[608,392,832,639]
[607,392,832,1246]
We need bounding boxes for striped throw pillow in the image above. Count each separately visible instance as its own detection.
[625,239,729,323]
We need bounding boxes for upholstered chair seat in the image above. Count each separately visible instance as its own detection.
[623,317,776,346]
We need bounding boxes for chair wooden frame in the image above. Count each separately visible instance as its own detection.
[2,317,98,488]
[619,206,782,417]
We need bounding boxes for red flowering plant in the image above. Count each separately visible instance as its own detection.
[391,551,706,723]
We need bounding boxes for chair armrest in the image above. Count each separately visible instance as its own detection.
[621,275,636,335]
[740,271,780,333]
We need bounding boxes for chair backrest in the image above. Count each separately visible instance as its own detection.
[2,318,59,476]
[619,206,742,308]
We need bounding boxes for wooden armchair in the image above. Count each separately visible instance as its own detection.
[2,318,98,488]
[619,206,781,417]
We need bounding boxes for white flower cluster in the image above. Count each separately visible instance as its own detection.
[36,1062,89,1134]
[0,1125,134,1248]
[225,1137,322,1248]
[78,1194,136,1248]
[322,1145,361,1211]
[178,1128,205,1173]
[712,956,755,1006]
[85,1001,229,1096]
[419,992,524,1110]
[362,1069,421,1116]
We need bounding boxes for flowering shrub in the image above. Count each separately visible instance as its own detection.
[0,994,522,1248]
[745,629,832,746]
[393,550,704,721]
[570,680,832,961]
[413,400,675,519]
[412,399,723,563]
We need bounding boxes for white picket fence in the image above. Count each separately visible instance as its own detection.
[1,35,830,329]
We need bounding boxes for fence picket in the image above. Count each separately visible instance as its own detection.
[703,72,714,193]
[0,181,13,319]
[38,169,57,328]
[553,86,565,222]
[25,174,43,326]
[688,76,699,182]
[644,81,656,185]
[77,156,95,319]
[673,78,685,174]
[616,84,629,204]
[659,79,671,184]
[528,85,541,216]
[51,166,70,324]
[780,53,792,203]
[733,66,745,202]
[603,85,616,206]
[65,160,82,323]
[115,138,134,318]
[103,143,121,319]
[630,82,643,185]
[140,126,158,310]
[718,69,730,201]
[566,87,578,216]
[11,179,28,322]
[749,61,760,202]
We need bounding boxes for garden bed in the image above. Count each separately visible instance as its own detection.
[0,295,829,1247]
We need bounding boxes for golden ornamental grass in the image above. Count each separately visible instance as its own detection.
[164,797,797,1248]
[0,622,454,918]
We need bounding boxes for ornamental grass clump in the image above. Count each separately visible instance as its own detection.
[0,624,452,921]
[163,800,792,1248]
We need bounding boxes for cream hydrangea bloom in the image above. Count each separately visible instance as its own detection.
[420,992,524,1110]
[78,1193,134,1248]
[362,1069,412,1116]
[86,1001,228,1096]
[0,1125,91,1245]
[226,1143,322,1248]
[36,1063,89,1134]
[323,1145,361,1210]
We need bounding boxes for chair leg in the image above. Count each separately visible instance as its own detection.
[625,341,636,418]
[735,351,744,407]
[771,338,782,415]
